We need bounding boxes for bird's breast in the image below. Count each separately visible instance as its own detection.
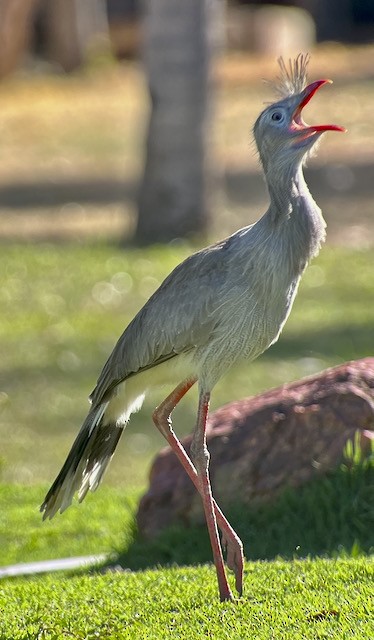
[195,268,300,390]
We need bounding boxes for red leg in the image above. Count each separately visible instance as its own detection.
[152,379,243,599]
[190,391,233,601]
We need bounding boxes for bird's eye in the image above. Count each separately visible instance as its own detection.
[271,111,284,122]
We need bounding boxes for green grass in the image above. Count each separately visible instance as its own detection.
[0,443,372,569]
[0,485,139,567]
[0,452,372,637]
[0,558,372,639]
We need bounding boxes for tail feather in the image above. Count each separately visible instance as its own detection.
[40,403,124,520]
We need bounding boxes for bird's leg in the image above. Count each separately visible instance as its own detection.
[152,380,243,596]
[189,391,233,602]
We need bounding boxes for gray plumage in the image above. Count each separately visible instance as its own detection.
[41,57,344,599]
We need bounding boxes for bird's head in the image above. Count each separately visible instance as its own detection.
[254,55,346,176]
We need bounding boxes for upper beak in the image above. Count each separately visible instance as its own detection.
[291,80,346,136]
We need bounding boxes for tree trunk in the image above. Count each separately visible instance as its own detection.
[42,0,109,72]
[0,0,41,79]
[135,0,223,244]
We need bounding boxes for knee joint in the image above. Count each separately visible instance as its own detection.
[152,407,172,438]
[190,439,210,473]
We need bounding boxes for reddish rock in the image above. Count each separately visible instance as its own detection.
[137,358,374,538]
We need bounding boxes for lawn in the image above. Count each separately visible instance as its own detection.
[0,445,372,637]
[0,558,373,639]
[0,45,373,638]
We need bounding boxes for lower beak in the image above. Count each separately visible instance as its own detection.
[291,80,346,136]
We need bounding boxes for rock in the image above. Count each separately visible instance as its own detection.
[137,359,374,539]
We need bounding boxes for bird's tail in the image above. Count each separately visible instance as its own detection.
[40,403,123,520]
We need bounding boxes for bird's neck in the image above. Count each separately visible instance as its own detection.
[265,163,308,218]
[262,163,326,268]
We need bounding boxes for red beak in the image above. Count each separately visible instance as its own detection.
[291,79,346,137]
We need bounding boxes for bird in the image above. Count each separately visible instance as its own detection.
[41,55,345,602]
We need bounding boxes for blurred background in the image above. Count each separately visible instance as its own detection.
[0,0,373,492]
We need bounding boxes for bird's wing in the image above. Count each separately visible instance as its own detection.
[90,239,232,406]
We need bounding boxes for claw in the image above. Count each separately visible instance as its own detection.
[221,531,244,597]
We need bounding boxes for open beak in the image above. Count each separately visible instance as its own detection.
[290,80,346,143]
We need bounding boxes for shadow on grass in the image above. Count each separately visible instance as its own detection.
[4,324,373,387]
[1,163,373,210]
[109,454,373,572]
[263,323,373,363]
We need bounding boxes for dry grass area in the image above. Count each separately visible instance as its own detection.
[218,43,374,166]
[0,43,373,245]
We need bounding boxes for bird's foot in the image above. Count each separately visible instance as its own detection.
[219,587,235,603]
[221,531,244,597]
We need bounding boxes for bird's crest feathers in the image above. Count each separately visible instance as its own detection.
[270,53,310,99]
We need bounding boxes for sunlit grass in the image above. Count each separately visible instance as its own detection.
[0,558,373,639]
[0,450,372,638]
